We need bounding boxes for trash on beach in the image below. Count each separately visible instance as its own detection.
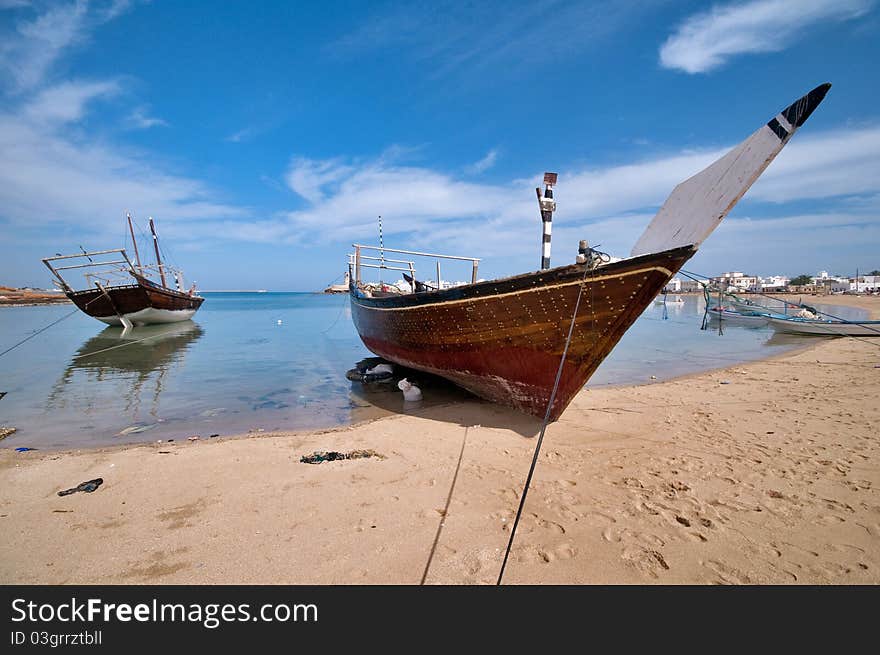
[720,380,731,385]
[0,426,17,440]
[57,478,103,497]
[116,423,158,437]
[346,357,396,383]
[15,447,36,452]
[187,435,200,441]
[398,377,422,402]
[300,449,385,464]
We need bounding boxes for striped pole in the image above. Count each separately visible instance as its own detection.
[378,215,384,285]
[378,215,384,263]
[538,172,557,270]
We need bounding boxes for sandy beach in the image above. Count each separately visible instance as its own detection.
[1,295,877,585]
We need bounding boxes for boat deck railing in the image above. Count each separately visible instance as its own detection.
[42,249,187,293]
[350,244,481,292]
[42,249,138,292]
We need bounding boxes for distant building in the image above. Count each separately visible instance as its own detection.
[663,277,683,292]
[759,275,790,292]
[851,275,880,293]
[710,271,760,292]
[809,272,849,293]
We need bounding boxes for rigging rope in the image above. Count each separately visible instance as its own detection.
[420,426,469,585]
[497,263,593,585]
[0,294,106,360]
[0,308,80,359]
[680,269,880,344]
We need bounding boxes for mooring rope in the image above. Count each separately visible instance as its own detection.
[0,307,80,359]
[497,264,592,585]
[0,293,106,360]
[420,426,469,585]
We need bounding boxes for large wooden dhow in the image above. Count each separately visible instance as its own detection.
[43,215,203,328]
[349,83,832,421]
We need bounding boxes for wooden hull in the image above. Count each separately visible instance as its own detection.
[350,245,695,420]
[67,283,204,326]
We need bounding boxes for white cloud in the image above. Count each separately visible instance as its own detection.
[285,157,357,204]
[1,0,90,90]
[750,126,880,201]
[22,79,119,125]
[0,1,139,91]
[329,1,664,79]
[225,126,256,143]
[660,0,873,74]
[0,2,242,246]
[466,149,498,174]
[693,210,880,276]
[125,106,168,130]
[276,123,880,263]
[0,112,247,235]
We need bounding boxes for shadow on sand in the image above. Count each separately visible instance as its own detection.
[346,357,542,437]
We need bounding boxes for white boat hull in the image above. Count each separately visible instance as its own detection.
[767,317,880,336]
[95,307,198,327]
[707,308,769,326]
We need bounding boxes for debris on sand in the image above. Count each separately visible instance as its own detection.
[58,478,104,497]
[300,449,385,464]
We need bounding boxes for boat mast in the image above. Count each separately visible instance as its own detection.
[126,212,143,275]
[537,172,557,270]
[148,217,168,288]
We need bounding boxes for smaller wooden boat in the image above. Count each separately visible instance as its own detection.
[767,315,880,336]
[43,215,203,328]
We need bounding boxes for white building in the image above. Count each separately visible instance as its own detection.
[760,275,790,291]
[851,275,880,293]
[664,277,683,292]
[711,271,760,292]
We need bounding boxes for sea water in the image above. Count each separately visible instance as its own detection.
[0,293,868,449]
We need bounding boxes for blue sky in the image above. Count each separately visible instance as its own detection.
[1,0,878,291]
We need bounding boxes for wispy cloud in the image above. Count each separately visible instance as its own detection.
[466,149,499,174]
[0,0,90,90]
[0,111,247,236]
[276,123,880,262]
[660,0,874,74]
[22,79,119,125]
[125,106,168,130]
[0,1,244,246]
[225,126,257,143]
[329,1,662,78]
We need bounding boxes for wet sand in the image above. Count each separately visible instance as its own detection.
[1,296,878,584]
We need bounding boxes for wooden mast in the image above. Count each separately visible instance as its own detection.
[148,217,167,288]
[127,213,143,275]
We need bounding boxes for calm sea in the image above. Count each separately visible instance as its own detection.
[0,292,867,449]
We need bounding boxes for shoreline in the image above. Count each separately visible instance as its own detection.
[1,296,877,584]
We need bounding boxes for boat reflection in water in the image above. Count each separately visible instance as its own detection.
[48,321,204,417]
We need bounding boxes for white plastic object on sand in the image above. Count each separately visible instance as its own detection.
[397,377,422,401]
